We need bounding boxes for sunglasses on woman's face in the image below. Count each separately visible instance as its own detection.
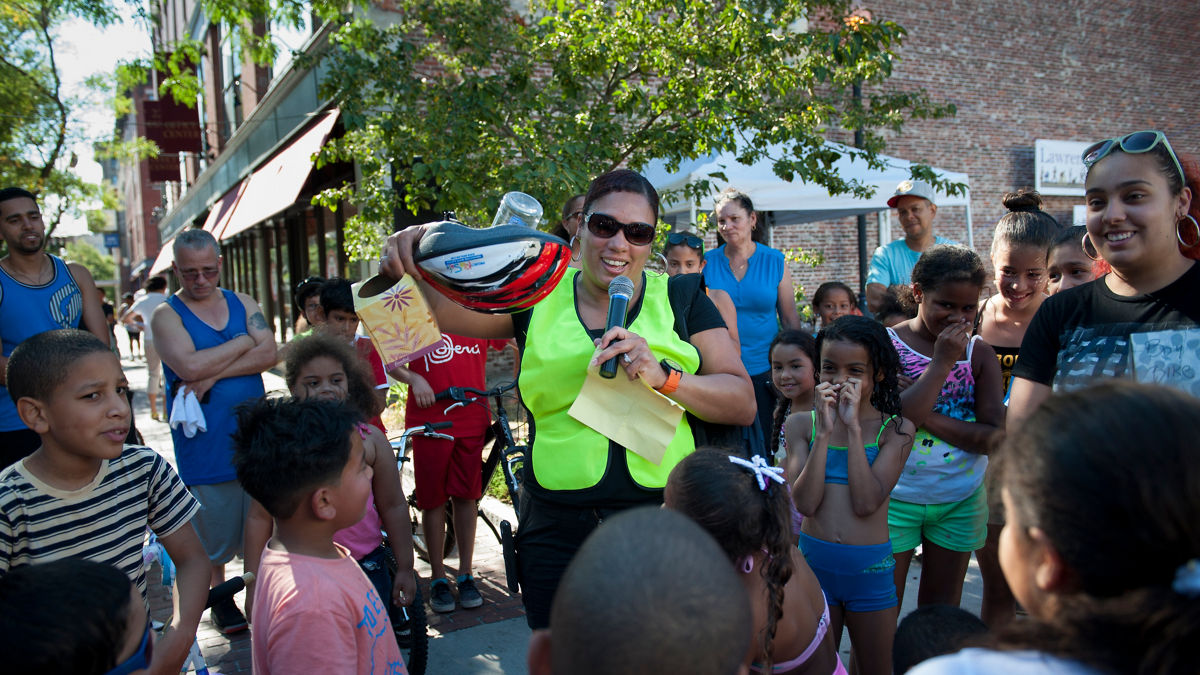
[1082,130,1185,184]
[586,212,657,246]
[667,232,703,250]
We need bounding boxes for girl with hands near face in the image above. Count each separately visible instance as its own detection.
[884,246,1005,619]
[786,316,914,675]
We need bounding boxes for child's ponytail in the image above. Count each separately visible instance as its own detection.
[759,477,795,673]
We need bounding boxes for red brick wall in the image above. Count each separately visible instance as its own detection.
[767,0,1200,304]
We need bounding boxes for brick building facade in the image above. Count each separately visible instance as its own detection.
[771,0,1200,307]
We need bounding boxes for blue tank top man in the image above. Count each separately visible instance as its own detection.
[153,229,276,633]
[0,186,111,467]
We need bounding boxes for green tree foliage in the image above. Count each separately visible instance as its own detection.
[61,239,116,282]
[308,0,955,259]
[0,1,134,235]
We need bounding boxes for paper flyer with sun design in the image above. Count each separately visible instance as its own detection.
[352,274,443,370]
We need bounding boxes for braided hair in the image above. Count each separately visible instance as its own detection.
[816,316,904,423]
[667,448,794,672]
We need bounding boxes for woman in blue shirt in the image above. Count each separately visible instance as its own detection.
[703,189,802,454]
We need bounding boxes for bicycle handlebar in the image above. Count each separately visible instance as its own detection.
[433,381,518,403]
[394,421,455,444]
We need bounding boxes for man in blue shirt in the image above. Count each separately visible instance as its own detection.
[0,187,109,467]
[152,229,276,635]
[865,179,958,313]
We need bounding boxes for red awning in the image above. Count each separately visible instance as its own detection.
[216,109,339,241]
[148,238,175,276]
[203,179,247,238]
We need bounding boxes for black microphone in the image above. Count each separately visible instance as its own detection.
[600,275,635,379]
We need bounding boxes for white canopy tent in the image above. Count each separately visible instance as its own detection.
[642,141,974,248]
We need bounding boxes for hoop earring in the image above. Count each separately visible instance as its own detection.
[1081,232,1101,261]
[569,235,581,262]
[1177,214,1200,248]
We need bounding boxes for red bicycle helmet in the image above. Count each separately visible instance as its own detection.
[413,216,571,314]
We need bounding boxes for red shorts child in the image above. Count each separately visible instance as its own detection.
[412,429,489,510]
[404,334,508,509]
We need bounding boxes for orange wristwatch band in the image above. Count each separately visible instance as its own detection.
[655,361,682,395]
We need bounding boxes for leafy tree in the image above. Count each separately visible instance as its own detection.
[61,239,117,282]
[0,0,133,235]
[309,0,956,259]
[139,0,956,263]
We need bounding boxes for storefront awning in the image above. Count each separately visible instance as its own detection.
[203,179,247,238]
[216,109,340,241]
[148,238,175,276]
[129,257,153,279]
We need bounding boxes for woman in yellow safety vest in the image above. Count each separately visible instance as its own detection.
[381,169,754,629]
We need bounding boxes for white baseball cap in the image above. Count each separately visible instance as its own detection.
[887,179,937,208]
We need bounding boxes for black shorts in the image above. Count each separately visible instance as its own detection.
[515,495,634,630]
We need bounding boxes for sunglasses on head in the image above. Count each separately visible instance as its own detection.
[295,276,324,292]
[1082,130,1185,184]
[586,212,657,246]
[667,232,703,251]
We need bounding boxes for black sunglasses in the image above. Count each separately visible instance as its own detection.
[667,232,703,251]
[586,212,657,246]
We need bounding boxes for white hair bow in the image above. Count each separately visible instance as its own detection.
[728,455,786,492]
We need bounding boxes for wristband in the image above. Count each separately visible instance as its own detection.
[655,359,682,395]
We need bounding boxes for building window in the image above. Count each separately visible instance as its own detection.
[220,32,242,139]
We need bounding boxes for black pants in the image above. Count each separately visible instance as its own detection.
[515,495,633,629]
[747,369,774,457]
[358,545,403,629]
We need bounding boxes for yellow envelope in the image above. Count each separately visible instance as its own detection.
[352,274,443,371]
[567,362,685,465]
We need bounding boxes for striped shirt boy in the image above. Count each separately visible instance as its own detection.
[0,444,198,597]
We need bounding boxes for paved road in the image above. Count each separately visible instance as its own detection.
[121,347,983,675]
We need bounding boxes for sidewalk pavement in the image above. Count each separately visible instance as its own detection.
[122,349,983,674]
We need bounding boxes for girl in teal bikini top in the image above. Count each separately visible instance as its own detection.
[810,410,900,485]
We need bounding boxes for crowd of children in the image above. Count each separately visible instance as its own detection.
[1,130,1198,675]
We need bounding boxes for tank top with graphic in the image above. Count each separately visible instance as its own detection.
[886,327,987,504]
[0,255,82,431]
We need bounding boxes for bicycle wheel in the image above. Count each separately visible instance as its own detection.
[385,546,429,675]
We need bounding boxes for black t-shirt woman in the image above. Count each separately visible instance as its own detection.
[1009,131,1200,428]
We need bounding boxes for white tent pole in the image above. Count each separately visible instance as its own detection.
[965,188,974,249]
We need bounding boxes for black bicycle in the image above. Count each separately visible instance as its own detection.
[393,382,527,593]
[382,422,452,675]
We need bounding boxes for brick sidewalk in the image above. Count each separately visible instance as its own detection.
[124,354,524,673]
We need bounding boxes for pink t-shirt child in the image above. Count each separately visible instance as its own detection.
[252,543,407,675]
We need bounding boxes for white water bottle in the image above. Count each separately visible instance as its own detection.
[490,191,543,229]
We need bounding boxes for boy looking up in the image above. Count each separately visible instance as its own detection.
[0,329,209,675]
[233,397,407,675]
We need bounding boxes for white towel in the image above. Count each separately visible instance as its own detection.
[169,388,207,438]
